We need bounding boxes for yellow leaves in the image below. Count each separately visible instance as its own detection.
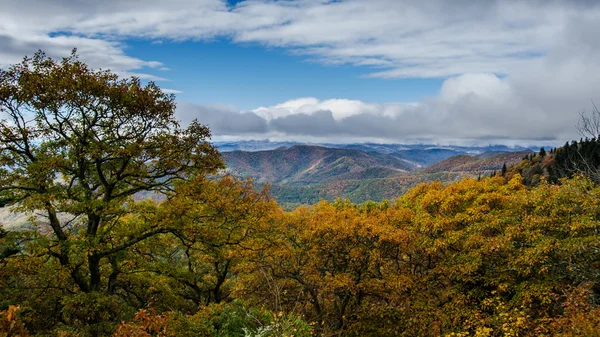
[499,309,530,337]
[323,273,355,292]
[7,138,600,337]
[505,174,525,191]
[477,297,531,337]
[116,172,600,336]
[473,326,494,337]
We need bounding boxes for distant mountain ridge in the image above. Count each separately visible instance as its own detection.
[422,151,531,173]
[389,148,463,167]
[222,143,537,207]
[2,142,543,229]
[223,145,413,184]
[214,140,539,154]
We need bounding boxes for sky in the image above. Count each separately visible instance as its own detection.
[1,0,600,145]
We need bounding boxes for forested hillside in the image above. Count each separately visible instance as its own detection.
[504,140,600,186]
[389,148,466,166]
[4,173,600,336]
[267,171,466,208]
[422,151,530,174]
[224,148,533,207]
[2,53,600,337]
[223,145,413,184]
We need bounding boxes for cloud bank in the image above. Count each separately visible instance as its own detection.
[2,0,600,143]
[178,70,595,144]
[2,0,600,78]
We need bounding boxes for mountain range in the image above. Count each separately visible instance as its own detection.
[221,142,534,207]
[223,145,413,184]
[215,140,537,155]
[0,141,538,228]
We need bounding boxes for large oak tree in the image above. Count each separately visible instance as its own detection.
[0,50,223,295]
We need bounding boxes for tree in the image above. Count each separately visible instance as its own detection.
[577,102,600,140]
[0,228,19,261]
[539,147,546,157]
[241,200,414,336]
[130,175,277,310]
[0,50,223,297]
[568,105,600,183]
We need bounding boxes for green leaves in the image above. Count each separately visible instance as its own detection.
[0,51,224,332]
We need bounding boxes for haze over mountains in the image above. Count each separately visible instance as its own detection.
[0,140,536,229]
[215,140,536,155]
[218,141,535,207]
[223,145,413,184]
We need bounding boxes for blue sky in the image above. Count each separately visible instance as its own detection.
[126,39,444,110]
[1,0,599,144]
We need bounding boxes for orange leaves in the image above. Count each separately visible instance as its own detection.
[251,174,600,335]
[113,308,173,337]
[4,146,600,336]
[541,284,600,336]
[246,199,419,335]
[0,305,29,337]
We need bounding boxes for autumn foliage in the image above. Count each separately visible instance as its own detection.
[237,175,600,336]
[2,53,600,336]
[4,173,600,336]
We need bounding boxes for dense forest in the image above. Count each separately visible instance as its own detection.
[227,149,530,208]
[1,53,600,337]
[500,139,600,188]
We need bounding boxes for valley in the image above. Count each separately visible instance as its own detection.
[219,142,534,206]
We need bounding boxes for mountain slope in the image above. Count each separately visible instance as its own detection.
[423,151,531,173]
[421,155,480,173]
[223,145,414,184]
[390,148,465,166]
[267,151,533,207]
[223,146,536,207]
[267,171,467,208]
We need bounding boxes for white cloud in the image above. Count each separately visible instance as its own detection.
[252,97,396,121]
[2,0,600,143]
[0,32,164,80]
[439,73,512,104]
[178,73,586,144]
[2,0,600,79]
[162,88,183,94]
